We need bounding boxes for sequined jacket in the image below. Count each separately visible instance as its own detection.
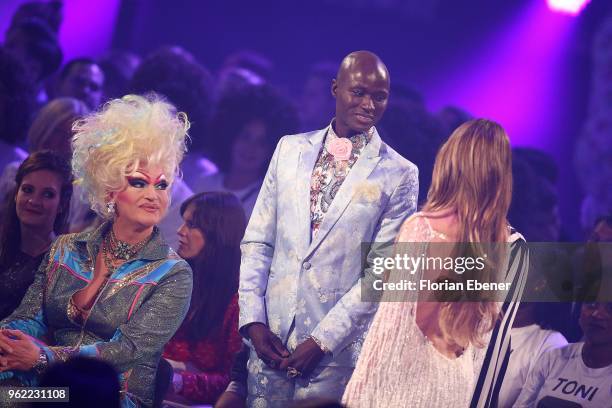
[0,222,193,407]
[239,128,419,367]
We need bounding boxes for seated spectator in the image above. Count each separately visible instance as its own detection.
[299,61,336,132]
[130,45,216,177]
[98,50,141,101]
[54,58,105,111]
[0,150,72,320]
[196,84,298,220]
[7,1,62,35]
[163,192,245,405]
[508,151,561,242]
[378,99,444,201]
[37,356,120,408]
[4,17,62,106]
[575,115,612,236]
[435,105,473,139]
[390,81,427,117]
[499,299,569,407]
[27,97,89,159]
[0,47,35,171]
[0,98,90,230]
[217,50,274,96]
[514,300,612,407]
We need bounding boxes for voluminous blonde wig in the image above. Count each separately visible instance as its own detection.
[423,118,512,348]
[71,93,190,218]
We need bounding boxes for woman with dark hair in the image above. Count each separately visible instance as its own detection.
[0,97,89,221]
[162,192,245,405]
[193,85,299,220]
[0,150,72,320]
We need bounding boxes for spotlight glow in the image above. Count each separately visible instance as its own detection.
[547,0,591,15]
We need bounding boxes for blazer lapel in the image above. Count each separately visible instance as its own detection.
[295,129,326,255]
[305,129,383,258]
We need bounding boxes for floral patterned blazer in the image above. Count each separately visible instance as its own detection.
[239,127,418,367]
[0,221,193,407]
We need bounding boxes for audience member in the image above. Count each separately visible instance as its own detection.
[575,115,612,237]
[195,84,299,219]
[131,46,215,163]
[3,17,62,105]
[27,97,89,158]
[435,105,473,139]
[514,300,612,407]
[0,47,36,166]
[298,61,336,131]
[499,300,569,406]
[7,1,63,34]
[98,50,141,101]
[163,192,245,405]
[0,98,90,230]
[54,58,105,111]
[0,151,72,320]
[218,50,273,96]
[378,100,444,201]
[508,151,561,242]
[514,147,558,184]
[390,82,427,117]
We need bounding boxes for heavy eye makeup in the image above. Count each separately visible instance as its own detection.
[128,177,147,188]
[155,180,169,190]
[127,177,168,190]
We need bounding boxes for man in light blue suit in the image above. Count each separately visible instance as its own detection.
[239,51,419,406]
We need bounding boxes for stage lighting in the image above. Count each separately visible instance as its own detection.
[546,0,591,15]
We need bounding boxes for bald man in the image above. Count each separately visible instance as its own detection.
[238,51,419,405]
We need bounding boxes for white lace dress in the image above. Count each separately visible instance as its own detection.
[342,214,489,408]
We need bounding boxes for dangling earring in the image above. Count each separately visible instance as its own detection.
[106,201,116,216]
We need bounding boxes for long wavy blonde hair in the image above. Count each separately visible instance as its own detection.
[423,118,512,347]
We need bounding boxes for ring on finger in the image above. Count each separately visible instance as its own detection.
[286,366,301,379]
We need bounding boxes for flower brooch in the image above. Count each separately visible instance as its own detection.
[328,137,352,161]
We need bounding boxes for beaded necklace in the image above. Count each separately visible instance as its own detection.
[102,228,150,277]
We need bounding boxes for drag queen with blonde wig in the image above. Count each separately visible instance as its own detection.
[343,119,529,408]
[0,94,193,408]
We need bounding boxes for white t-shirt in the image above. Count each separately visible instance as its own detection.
[499,324,568,407]
[514,342,612,408]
